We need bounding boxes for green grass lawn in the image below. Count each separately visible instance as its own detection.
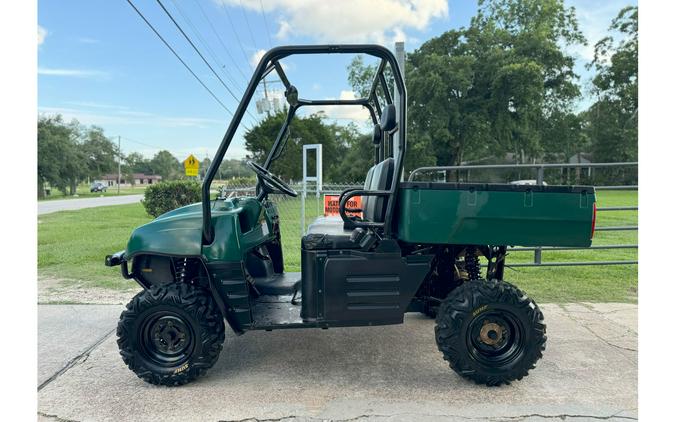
[504,190,637,302]
[38,203,152,289]
[39,184,147,201]
[37,191,637,302]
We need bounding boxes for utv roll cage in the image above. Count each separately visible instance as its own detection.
[201,45,407,244]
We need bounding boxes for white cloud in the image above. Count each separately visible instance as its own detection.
[306,90,371,123]
[276,19,292,40]
[38,68,110,78]
[38,25,47,45]
[250,49,267,68]
[215,0,448,44]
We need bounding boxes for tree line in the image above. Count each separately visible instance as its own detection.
[38,0,637,192]
[244,1,637,183]
[38,116,196,198]
[37,115,269,198]
[244,110,374,183]
[360,0,637,174]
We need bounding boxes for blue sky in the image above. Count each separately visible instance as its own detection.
[38,0,636,161]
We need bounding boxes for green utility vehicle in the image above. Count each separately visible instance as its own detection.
[106,45,596,387]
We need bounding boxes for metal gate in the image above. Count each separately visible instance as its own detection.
[409,162,638,267]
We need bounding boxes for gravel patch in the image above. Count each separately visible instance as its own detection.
[38,277,139,305]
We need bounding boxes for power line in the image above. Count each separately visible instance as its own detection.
[220,2,255,71]
[239,0,259,53]
[156,0,242,104]
[120,136,162,151]
[259,0,274,48]
[169,0,245,94]
[123,0,235,116]
[191,0,250,82]
[155,0,260,126]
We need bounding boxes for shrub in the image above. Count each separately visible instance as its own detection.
[142,180,201,217]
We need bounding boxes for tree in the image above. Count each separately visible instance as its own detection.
[333,124,374,182]
[244,110,360,182]
[79,126,119,182]
[348,0,587,175]
[124,152,153,174]
[149,150,182,180]
[541,110,587,162]
[38,115,122,197]
[217,159,249,179]
[585,6,637,165]
[416,0,585,167]
[38,115,77,197]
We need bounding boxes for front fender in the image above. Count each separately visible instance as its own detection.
[126,209,203,259]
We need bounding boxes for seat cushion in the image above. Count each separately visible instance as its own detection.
[302,216,359,250]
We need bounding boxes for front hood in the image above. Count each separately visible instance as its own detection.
[126,203,203,259]
[155,202,203,219]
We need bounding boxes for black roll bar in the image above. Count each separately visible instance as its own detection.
[273,61,291,89]
[264,105,297,168]
[378,73,393,105]
[201,44,406,243]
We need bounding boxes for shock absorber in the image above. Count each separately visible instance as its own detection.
[175,258,188,283]
[465,247,481,280]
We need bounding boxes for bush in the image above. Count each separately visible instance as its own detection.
[142,180,201,217]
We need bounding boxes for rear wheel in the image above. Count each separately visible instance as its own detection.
[117,283,225,386]
[435,279,546,386]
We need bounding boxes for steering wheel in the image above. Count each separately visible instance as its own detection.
[246,161,298,197]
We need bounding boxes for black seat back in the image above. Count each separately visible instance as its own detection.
[363,158,394,223]
[361,165,376,218]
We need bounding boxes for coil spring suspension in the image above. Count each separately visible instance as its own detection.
[175,258,188,283]
[465,248,481,280]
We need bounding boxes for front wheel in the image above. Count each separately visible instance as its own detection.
[117,283,225,386]
[435,279,546,386]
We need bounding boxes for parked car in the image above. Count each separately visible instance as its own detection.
[510,179,548,186]
[90,182,108,193]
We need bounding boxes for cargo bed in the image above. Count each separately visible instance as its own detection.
[395,182,596,247]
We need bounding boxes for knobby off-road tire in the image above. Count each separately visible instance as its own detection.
[435,279,546,386]
[117,283,225,386]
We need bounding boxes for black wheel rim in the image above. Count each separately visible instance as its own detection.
[139,311,195,367]
[466,309,525,366]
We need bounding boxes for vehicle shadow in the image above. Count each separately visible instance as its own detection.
[208,314,467,392]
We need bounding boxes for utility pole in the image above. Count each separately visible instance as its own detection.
[117,136,121,194]
[262,78,271,117]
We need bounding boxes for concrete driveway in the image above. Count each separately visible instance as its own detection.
[38,303,637,421]
[38,195,144,215]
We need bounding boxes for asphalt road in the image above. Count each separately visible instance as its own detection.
[38,303,637,421]
[38,195,144,215]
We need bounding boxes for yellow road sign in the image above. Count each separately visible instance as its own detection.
[183,154,200,177]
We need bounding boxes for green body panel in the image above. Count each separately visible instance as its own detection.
[395,184,596,247]
[126,197,274,261]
